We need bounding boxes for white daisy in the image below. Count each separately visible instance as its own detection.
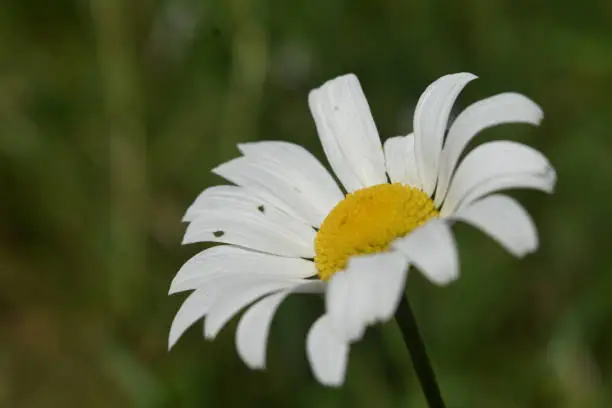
[168,72,556,386]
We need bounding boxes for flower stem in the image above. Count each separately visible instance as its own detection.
[395,295,446,408]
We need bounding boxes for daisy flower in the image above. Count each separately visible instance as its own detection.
[168,72,556,386]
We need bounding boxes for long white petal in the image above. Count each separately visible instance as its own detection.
[214,156,330,227]
[204,278,302,340]
[308,73,387,192]
[325,252,408,342]
[413,73,477,195]
[183,204,316,258]
[455,172,556,214]
[435,93,543,206]
[237,141,344,226]
[169,245,317,294]
[183,185,301,225]
[452,194,538,257]
[169,274,275,349]
[235,280,325,370]
[441,140,555,217]
[183,186,246,223]
[307,315,350,387]
[392,220,459,285]
[169,288,215,350]
[383,134,422,188]
[182,186,315,249]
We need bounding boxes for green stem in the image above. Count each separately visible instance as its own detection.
[395,295,446,408]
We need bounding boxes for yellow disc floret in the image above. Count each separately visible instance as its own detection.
[314,183,438,280]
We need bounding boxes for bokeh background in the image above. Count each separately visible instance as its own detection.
[2,0,612,407]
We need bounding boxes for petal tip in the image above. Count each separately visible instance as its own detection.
[535,109,545,125]
[236,143,253,156]
[203,324,216,340]
[545,167,558,193]
[168,333,179,351]
[434,273,460,286]
[168,281,185,295]
[319,377,344,388]
[311,72,359,94]
[306,316,349,387]
[210,164,224,177]
[245,360,266,371]
[446,72,479,83]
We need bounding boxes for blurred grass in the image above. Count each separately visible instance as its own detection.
[1,0,612,407]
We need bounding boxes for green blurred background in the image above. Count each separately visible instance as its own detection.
[2,0,612,407]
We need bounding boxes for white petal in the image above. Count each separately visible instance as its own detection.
[183,185,300,224]
[183,203,316,258]
[168,287,217,350]
[169,274,273,349]
[235,280,325,369]
[392,220,459,285]
[325,252,408,342]
[182,186,314,247]
[383,134,422,188]
[204,277,302,340]
[308,73,387,192]
[434,93,543,206]
[452,194,538,257]
[237,141,344,226]
[169,245,317,294]
[183,186,238,222]
[306,315,350,387]
[440,140,555,217]
[214,156,328,227]
[413,73,478,196]
[168,274,303,349]
[455,172,556,214]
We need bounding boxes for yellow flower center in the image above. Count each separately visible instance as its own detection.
[314,183,438,280]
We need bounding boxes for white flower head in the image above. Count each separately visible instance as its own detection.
[169,73,556,386]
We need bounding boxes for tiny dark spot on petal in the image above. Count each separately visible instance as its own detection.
[213,230,225,238]
[257,205,265,213]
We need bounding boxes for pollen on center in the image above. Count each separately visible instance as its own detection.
[314,183,438,280]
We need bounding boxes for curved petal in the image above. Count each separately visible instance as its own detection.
[169,288,215,350]
[413,73,478,195]
[183,185,312,229]
[307,315,350,387]
[168,275,307,350]
[182,185,315,242]
[308,73,387,192]
[434,93,543,206]
[392,220,459,285]
[237,141,345,226]
[440,140,555,216]
[169,274,277,349]
[182,203,316,258]
[204,277,303,340]
[454,172,556,214]
[214,156,330,227]
[183,186,233,222]
[383,134,422,188]
[235,280,325,369]
[452,194,538,257]
[325,251,408,342]
[169,245,317,294]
